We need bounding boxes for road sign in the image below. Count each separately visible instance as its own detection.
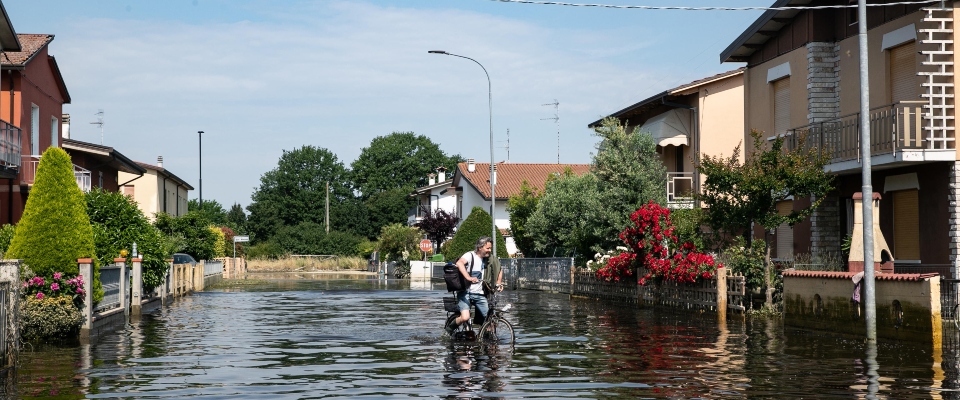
[419,239,433,252]
[234,235,250,243]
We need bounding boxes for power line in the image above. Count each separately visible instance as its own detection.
[488,0,939,11]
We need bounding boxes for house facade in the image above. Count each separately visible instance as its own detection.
[588,68,746,209]
[62,138,145,193]
[409,167,457,226]
[118,157,193,220]
[722,1,957,275]
[0,32,71,224]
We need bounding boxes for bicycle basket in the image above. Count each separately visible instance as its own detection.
[442,297,459,313]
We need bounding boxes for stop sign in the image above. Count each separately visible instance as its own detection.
[419,239,433,252]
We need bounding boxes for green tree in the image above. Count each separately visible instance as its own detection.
[526,172,602,261]
[506,181,540,257]
[7,148,99,300]
[246,146,367,242]
[86,189,171,292]
[351,132,462,198]
[591,117,667,249]
[226,203,248,233]
[154,211,218,261]
[363,187,416,238]
[189,199,227,225]
[698,130,833,306]
[377,223,423,262]
[444,207,507,263]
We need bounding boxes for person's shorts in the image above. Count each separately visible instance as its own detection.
[456,291,488,324]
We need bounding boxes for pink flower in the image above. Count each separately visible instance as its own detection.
[35,292,43,300]
[53,272,62,280]
[50,283,59,291]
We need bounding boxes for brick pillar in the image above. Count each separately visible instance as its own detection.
[810,195,842,256]
[78,259,93,338]
[806,42,840,124]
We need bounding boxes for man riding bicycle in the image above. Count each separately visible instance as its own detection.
[445,236,503,335]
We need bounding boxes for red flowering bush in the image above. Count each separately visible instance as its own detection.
[22,271,86,309]
[596,201,720,285]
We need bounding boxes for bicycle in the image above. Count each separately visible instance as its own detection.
[442,288,515,345]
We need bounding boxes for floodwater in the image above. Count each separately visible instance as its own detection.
[8,276,960,398]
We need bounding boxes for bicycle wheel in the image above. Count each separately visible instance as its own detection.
[445,314,474,340]
[479,316,515,345]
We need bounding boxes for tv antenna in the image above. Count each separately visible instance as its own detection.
[498,128,510,162]
[90,109,104,144]
[541,100,559,163]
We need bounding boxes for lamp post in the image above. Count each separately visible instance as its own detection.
[198,130,203,208]
[429,50,496,260]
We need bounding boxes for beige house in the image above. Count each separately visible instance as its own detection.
[722,1,957,275]
[588,68,746,209]
[118,157,193,220]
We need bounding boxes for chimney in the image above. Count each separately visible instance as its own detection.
[437,166,447,182]
[428,173,436,186]
[157,156,164,168]
[61,114,71,139]
[467,159,475,172]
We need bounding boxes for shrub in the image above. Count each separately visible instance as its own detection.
[716,237,766,291]
[444,207,507,262]
[86,189,171,292]
[7,148,98,300]
[210,226,227,258]
[272,222,363,256]
[154,211,217,260]
[22,272,86,309]
[20,295,84,340]
[246,241,287,259]
[377,223,423,262]
[0,223,15,257]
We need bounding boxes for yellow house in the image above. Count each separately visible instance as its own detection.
[118,156,192,220]
[589,68,746,209]
[723,1,956,275]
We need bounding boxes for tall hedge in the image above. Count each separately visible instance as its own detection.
[7,147,99,300]
[444,206,507,262]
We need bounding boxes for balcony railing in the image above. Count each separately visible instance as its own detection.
[667,172,695,209]
[22,155,92,192]
[785,101,951,165]
[0,120,21,168]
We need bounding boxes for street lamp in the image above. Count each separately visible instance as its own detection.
[198,130,203,208]
[429,50,496,260]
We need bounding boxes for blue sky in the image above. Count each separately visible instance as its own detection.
[4,0,764,209]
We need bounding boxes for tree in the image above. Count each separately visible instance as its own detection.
[526,172,602,261]
[697,130,833,306]
[364,187,416,238]
[444,207,507,263]
[351,132,462,198]
[7,148,98,300]
[154,211,218,261]
[226,203,248,233]
[246,146,367,242]
[415,207,460,250]
[591,117,667,249]
[86,189,171,292]
[188,199,227,225]
[506,181,540,257]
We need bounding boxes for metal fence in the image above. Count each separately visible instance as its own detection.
[501,258,574,293]
[96,265,123,313]
[204,260,223,276]
[943,279,960,321]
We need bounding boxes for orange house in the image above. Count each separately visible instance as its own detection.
[0,32,71,225]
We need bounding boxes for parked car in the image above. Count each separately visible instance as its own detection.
[173,253,197,266]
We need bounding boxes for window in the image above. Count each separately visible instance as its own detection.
[776,200,794,260]
[892,189,920,260]
[50,116,58,148]
[30,104,39,155]
[889,41,918,103]
[773,78,791,136]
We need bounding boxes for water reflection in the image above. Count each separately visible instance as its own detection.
[6,278,958,398]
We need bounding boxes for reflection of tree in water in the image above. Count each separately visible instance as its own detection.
[441,341,512,399]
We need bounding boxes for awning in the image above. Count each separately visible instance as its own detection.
[638,108,690,147]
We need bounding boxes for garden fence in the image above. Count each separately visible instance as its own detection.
[204,260,223,276]
[96,263,126,313]
[0,260,18,370]
[501,258,574,293]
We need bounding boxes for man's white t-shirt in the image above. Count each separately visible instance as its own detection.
[460,251,485,294]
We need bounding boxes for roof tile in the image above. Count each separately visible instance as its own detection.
[456,162,591,200]
[1,34,52,66]
[782,270,939,281]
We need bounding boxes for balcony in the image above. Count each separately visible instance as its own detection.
[785,101,955,173]
[22,155,92,192]
[0,120,21,178]
[667,172,695,209]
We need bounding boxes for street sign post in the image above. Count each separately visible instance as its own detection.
[419,239,432,259]
[233,235,250,257]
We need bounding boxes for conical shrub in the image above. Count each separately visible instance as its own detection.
[444,206,507,262]
[7,147,98,299]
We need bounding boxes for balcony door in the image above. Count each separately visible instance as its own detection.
[892,189,920,260]
[889,41,918,104]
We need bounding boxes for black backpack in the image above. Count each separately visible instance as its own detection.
[443,262,467,293]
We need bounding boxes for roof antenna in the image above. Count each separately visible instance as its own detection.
[90,109,104,144]
[541,100,559,163]
[498,128,510,162]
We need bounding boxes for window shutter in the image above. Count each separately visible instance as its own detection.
[773,78,791,136]
[776,201,794,260]
[890,41,918,103]
[893,189,920,260]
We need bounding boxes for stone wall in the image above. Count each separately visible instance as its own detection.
[950,162,960,279]
[806,42,843,257]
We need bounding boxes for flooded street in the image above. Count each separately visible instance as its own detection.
[9,277,960,398]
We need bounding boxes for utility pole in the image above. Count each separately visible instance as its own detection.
[856,0,876,342]
[90,109,104,145]
[541,100,559,163]
[326,181,330,233]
